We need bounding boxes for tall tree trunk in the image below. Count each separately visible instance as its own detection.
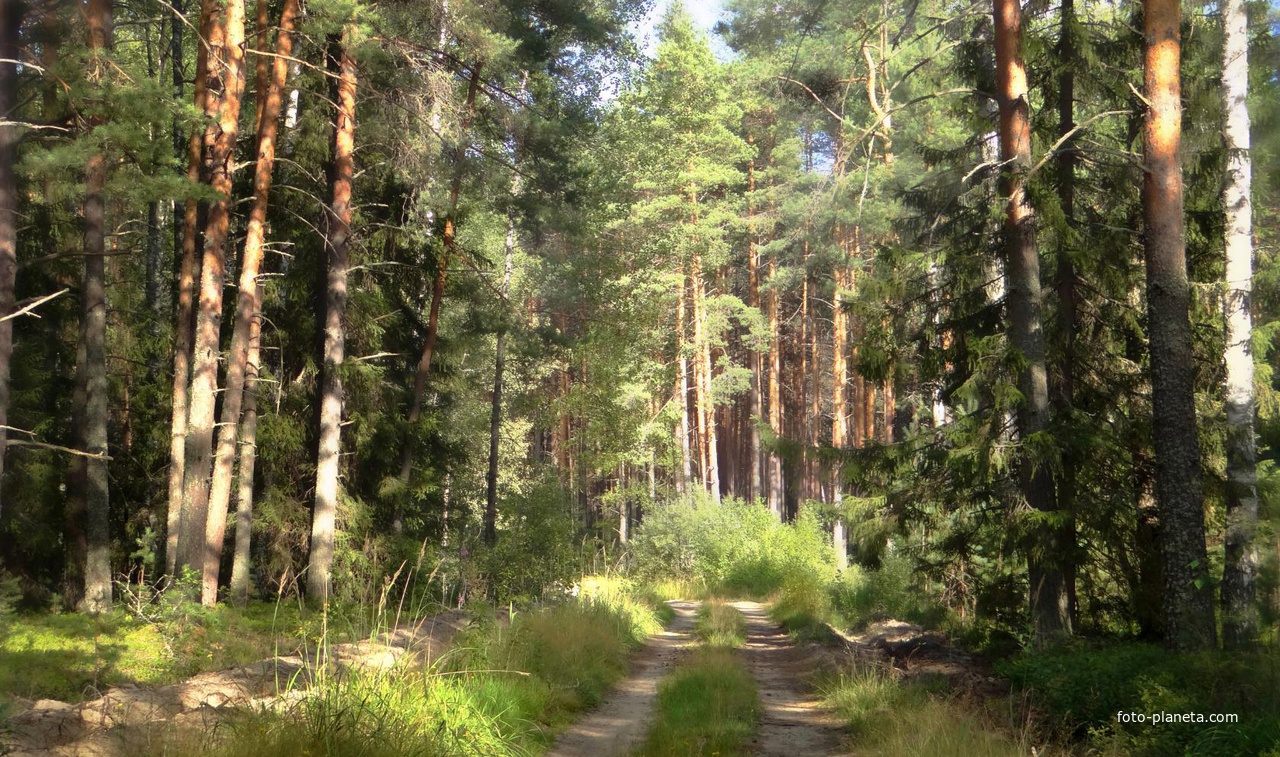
[832,262,850,568]
[747,146,763,502]
[395,64,482,515]
[167,0,210,578]
[307,27,357,604]
[228,281,262,606]
[676,276,692,492]
[995,0,1069,639]
[1142,0,1215,650]
[767,255,783,517]
[200,0,298,607]
[1220,0,1258,649]
[1054,0,1081,627]
[76,0,114,613]
[692,252,720,502]
[177,0,246,578]
[0,0,23,521]
[485,135,522,547]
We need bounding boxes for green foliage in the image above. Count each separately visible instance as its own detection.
[634,648,759,757]
[998,644,1280,756]
[477,480,582,603]
[830,550,947,630]
[630,495,835,596]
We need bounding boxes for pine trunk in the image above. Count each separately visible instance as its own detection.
[200,0,298,606]
[77,0,114,613]
[1220,0,1259,649]
[485,147,521,547]
[178,0,247,578]
[677,277,692,491]
[0,0,22,521]
[746,143,762,502]
[228,282,262,607]
[995,0,1069,639]
[167,0,211,578]
[767,256,783,517]
[1141,0,1216,649]
[307,28,357,604]
[1054,0,1080,626]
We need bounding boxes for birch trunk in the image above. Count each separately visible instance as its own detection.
[1220,0,1259,649]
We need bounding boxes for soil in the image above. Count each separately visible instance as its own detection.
[731,601,848,757]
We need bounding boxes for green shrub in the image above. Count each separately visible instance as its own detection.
[830,549,945,629]
[998,643,1280,756]
[630,495,834,596]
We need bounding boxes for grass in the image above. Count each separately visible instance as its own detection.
[128,579,666,757]
[633,648,759,757]
[821,666,1050,757]
[0,601,345,702]
[695,601,746,649]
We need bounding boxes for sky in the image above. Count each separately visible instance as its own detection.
[633,0,732,59]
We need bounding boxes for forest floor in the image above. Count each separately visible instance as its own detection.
[0,608,478,757]
[1,596,1031,757]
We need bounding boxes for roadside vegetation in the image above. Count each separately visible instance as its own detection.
[131,579,664,757]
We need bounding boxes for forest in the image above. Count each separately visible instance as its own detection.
[0,0,1278,754]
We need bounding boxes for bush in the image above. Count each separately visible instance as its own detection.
[998,643,1280,756]
[630,494,834,596]
[830,549,945,629]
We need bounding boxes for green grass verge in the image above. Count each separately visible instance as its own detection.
[633,647,759,757]
[822,667,1045,757]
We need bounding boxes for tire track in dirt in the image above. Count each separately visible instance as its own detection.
[545,600,699,757]
[731,600,847,757]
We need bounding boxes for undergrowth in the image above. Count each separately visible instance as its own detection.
[134,577,664,757]
[821,666,1048,757]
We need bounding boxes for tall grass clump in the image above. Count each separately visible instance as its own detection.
[140,583,665,757]
[630,494,834,597]
[695,601,746,648]
[821,666,1045,757]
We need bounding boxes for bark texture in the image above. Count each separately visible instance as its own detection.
[178,0,246,577]
[1141,0,1216,650]
[167,0,211,577]
[994,0,1070,638]
[1220,0,1259,649]
[0,0,23,521]
[77,0,114,613]
[200,0,298,606]
[307,29,357,603]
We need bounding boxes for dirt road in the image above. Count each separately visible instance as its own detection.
[549,599,848,756]
[546,600,700,757]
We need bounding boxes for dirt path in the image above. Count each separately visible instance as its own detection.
[545,600,699,757]
[731,601,848,757]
